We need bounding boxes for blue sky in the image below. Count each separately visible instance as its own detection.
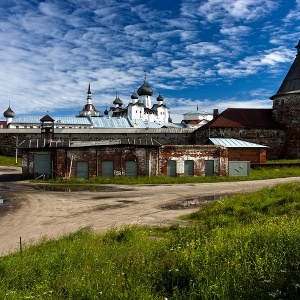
[0,0,299,122]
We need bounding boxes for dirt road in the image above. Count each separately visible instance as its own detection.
[0,166,299,256]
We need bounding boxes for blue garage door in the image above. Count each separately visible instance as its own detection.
[102,161,114,178]
[126,161,137,178]
[184,160,194,176]
[167,160,177,177]
[34,153,51,179]
[77,161,89,179]
[205,160,214,176]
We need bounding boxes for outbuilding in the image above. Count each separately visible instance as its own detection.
[207,138,268,164]
[20,138,228,179]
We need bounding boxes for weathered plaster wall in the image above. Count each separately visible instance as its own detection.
[159,145,228,176]
[21,144,229,179]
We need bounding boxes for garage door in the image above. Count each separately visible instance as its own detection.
[34,153,51,179]
[77,161,89,179]
[125,161,137,178]
[205,160,214,176]
[167,160,177,177]
[184,160,194,176]
[102,161,114,178]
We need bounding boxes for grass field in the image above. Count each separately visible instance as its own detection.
[0,182,300,299]
[0,155,21,167]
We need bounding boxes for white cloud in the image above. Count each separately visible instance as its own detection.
[197,0,278,22]
[0,0,297,122]
[186,42,224,56]
[220,25,251,36]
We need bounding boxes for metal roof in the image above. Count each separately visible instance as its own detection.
[91,117,132,128]
[183,110,210,115]
[11,116,92,125]
[127,118,162,128]
[19,138,161,149]
[209,138,268,148]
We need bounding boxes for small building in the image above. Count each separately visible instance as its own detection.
[20,139,228,179]
[181,107,213,129]
[207,138,268,164]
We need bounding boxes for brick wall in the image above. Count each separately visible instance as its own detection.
[227,148,267,163]
[21,144,229,179]
[159,145,228,176]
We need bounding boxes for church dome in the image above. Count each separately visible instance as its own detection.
[104,109,108,115]
[3,106,15,118]
[113,96,123,106]
[156,94,164,102]
[137,81,153,96]
[131,90,138,99]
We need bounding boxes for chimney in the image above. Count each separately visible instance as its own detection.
[213,109,219,119]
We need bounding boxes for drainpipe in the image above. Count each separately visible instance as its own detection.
[96,148,98,177]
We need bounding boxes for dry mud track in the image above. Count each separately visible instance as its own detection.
[0,166,299,256]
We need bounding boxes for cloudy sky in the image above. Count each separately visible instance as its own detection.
[0,0,300,122]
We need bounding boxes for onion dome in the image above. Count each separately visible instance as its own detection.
[156,94,164,102]
[137,81,153,96]
[3,105,15,118]
[113,97,123,106]
[131,90,138,100]
[113,92,123,106]
[104,109,108,115]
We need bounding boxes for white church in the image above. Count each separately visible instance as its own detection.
[3,76,213,129]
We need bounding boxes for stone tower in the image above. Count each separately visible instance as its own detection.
[270,41,300,158]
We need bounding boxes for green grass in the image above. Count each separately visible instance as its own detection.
[0,155,21,167]
[267,158,300,164]
[1,182,300,299]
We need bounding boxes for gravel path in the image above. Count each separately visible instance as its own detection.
[0,166,299,256]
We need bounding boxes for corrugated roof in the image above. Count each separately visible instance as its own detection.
[19,138,161,149]
[91,117,132,128]
[183,110,210,115]
[127,118,162,128]
[209,138,268,148]
[10,115,184,129]
[200,108,286,129]
[11,116,92,125]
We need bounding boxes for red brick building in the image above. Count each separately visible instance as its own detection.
[21,139,228,179]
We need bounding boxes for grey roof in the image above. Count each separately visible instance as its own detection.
[11,116,92,126]
[19,138,161,149]
[128,118,162,128]
[9,115,183,129]
[91,117,132,128]
[209,138,268,148]
[183,110,211,115]
[270,43,300,99]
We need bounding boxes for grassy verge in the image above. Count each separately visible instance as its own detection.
[1,182,300,299]
[0,155,21,167]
